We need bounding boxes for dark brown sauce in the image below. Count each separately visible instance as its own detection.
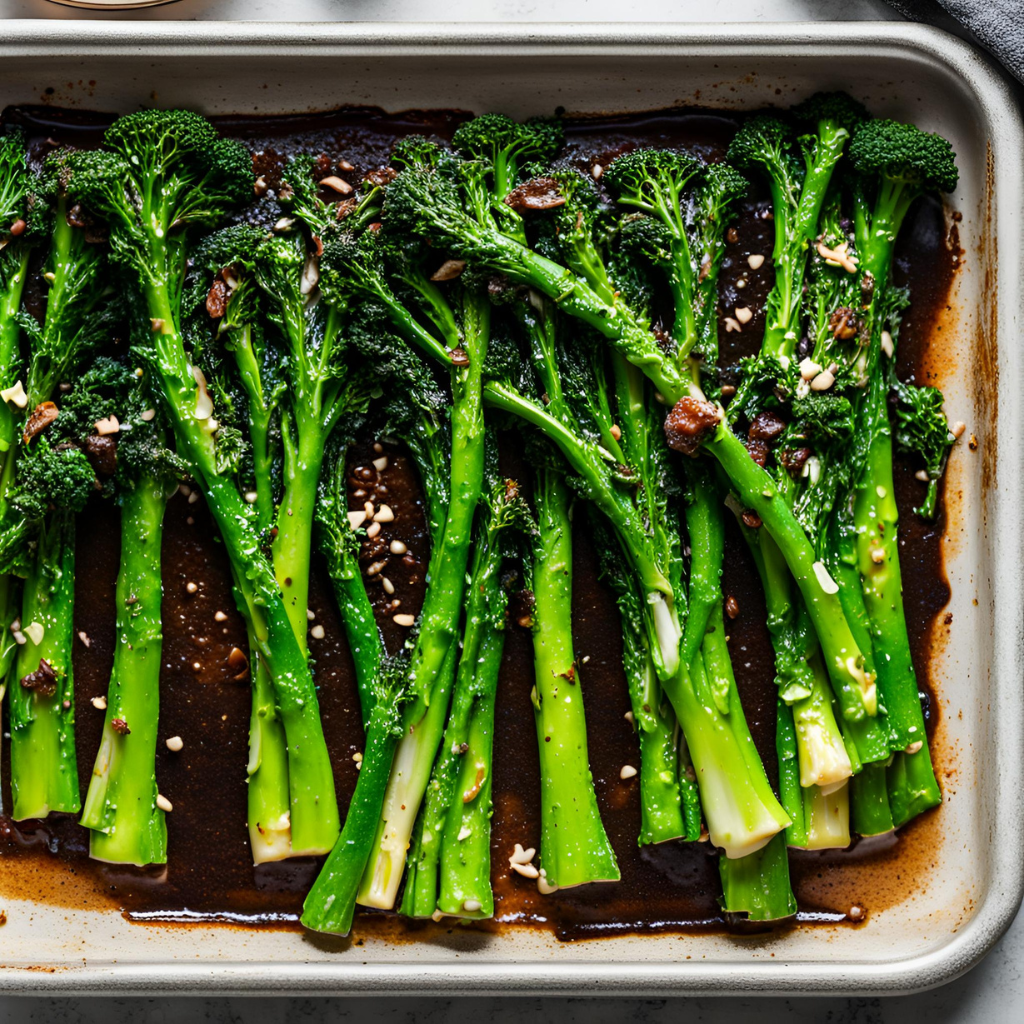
[0,103,957,942]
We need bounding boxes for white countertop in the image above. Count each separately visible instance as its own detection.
[0,0,1018,1019]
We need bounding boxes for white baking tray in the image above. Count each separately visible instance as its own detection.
[0,20,1020,997]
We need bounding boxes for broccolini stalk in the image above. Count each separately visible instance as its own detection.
[665,467,791,859]
[78,361,182,864]
[726,95,866,366]
[187,225,296,860]
[596,149,877,727]
[530,466,619,889]
[698,597,798,918]
[356,288,489,911]
[6,157,110,820]
[592,514,693,846]
[403,473,530,919]
[315,438,381,727]
[302,331,450,936]
[848,119,958,826]
[735,506,852,791]
[718,831,797,923]
[67,111,340,856]
[0,131,36,753]
[300,653,412,936]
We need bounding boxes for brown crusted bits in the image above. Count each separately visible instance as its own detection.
[110,718,131,736]
[664,396,721,456]
[20,659,57,696]
[725,595,740,620]
[335,197,358,220]
[81,435,117,477]
[741,510,763,529]
[10,218,27,237]
[560,662,577,684]
[449,347,470,367]
[430,259,467,282]
[780,447,812,476]
[504,177,566,212]
[205,279,227,319]
[365,166,398,188]
[748,410,786,443]
[511,588,536,629]
[829,306,860,340]
[744,438,770,468]
[22,402,58,445]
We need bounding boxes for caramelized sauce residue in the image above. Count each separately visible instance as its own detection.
[0,104,957,941]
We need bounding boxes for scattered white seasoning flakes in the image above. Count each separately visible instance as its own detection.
[809,368,835,391]
[915,469,930,482]
[591,163,603,179]
[307,609,316,621]
[509,844,536,866]
[394,613,416,627]
[165,736,184,752]
[140,408,156,422]
[812,560,840,595]
[214,611,228,622]
[352,751,363,763]
[77,630,91,648]
[511,861,540,879]
[244,491,258,504]
[462,899,482,913]
[747,254,765,270]
[310,624,325,640]
[186,582,198,594]
[1,380,28,409]
[458,827,472,842]
[620,764,638,780]
[91,695,107,710]
[373,504,394,523]
[11,630,26,645]
[23,621,44,646]
[799,357,822,381]
[156,794,173,813]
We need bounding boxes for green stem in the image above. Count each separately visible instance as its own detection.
[708,425,877,724]
[8,514,79,819]
[357,291,489,909]
[81,476,168,865]
[300,687,407,935]
[851,760,895,838]
[718,831,797,922]
[530,469,619,889]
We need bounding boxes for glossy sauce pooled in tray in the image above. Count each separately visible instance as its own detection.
[0,103,956,940]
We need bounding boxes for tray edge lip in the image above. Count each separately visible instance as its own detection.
[0,17,1020,999]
